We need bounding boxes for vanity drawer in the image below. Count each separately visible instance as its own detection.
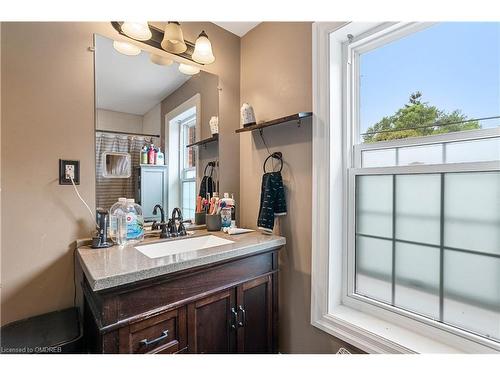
[119,307,187,354]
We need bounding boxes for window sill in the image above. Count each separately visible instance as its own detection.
[313,304,467,353]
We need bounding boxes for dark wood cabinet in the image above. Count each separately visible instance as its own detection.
[187,289,236,353]
[83,249,280,354]
[236,274,274,353]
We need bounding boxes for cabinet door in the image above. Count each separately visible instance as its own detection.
[187,288,237,354]
[236,274,274,353]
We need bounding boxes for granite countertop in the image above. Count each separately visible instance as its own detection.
[77,230,286,292]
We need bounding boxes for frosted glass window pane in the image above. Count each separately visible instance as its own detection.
[362,149,396,167]
[443,250,500,341]
[356,236,392,303]
[356,175,393,237]
[395,174,441,245]
[398,144,443,166]
[394,242,440,319]
[446,137,500,163]
[444,172,500,255]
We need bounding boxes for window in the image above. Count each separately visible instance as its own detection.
[312,22,500,353]
[180,114,197,221]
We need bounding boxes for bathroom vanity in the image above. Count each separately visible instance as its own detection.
[78,231,285,354]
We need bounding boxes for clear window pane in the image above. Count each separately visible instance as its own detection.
[356,175,393,238]
[356,235,393,304]
[360,23,500,143]
[395,174,441,245]
[444,171,500,255]
[395,242,440,319]
[443,250,500,341]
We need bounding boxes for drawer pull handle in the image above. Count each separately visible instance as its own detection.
[238,305,246,327]
[139,330,169,347]
[231,307,238,330]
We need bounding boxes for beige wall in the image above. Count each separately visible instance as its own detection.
[240,22,360,353]
[142,103,161,136]
[0,22,240,325]
[1,22,102,324]
[161,71,219,142]
[96,108,143,133]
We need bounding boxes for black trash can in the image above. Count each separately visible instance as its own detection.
[0,307,83,354]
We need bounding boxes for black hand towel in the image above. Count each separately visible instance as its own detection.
[257,171,287,232]
[199,175,215,199]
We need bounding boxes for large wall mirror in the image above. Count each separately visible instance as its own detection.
[94,34,219,222]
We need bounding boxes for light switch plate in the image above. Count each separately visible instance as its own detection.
[59,159,80,185]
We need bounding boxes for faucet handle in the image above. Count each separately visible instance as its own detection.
[152,221,159,230]
[167,218,178,237]
[178,222,187,236]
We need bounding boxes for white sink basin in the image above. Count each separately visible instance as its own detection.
[135,235,235,259]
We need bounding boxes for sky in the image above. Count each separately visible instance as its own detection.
[359,22,500,135]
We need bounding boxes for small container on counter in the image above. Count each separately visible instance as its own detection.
[206,214,221,231]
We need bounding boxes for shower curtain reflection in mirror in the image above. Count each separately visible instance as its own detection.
[95,131,160,210]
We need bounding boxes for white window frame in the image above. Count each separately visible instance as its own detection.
[179,114,197,220]
[311,21,500,353]
[165,94,201,215]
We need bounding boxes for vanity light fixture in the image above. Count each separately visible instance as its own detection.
[192,30,215,64]
[178,63,200,75]
[161,22,187,54]
[121,22,152,41]
[113,40,141,56]
[150,53,173,66]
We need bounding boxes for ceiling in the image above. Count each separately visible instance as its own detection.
[214,22,261,37]
[95,35,190,115]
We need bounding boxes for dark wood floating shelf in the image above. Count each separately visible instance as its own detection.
[186,133,219,148]
[235,112,312,134]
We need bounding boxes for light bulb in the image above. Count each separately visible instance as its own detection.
[161,22,187,54]
[179,63,200,75]
[121,22,152,41]
[113,41,141,56]
[150,54,173,66]
[192,31,215,64]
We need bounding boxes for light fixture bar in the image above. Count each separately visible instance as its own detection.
[110,21,201,64]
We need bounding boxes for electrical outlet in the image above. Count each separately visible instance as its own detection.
[65,164,75,180]
[59,159,80,185]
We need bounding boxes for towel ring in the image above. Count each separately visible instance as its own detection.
[263,152,283,173]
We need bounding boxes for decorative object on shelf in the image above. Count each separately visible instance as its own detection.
[235,112,312,134]
[179,63,200,75]
[149,53,173,66]
[241,103,257,127]
[192,31,215,64]
[209,116,219,135]
[113,40,141,56]
[161,21,187,54]
[110,22,216,66]
[121,22,152,41]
